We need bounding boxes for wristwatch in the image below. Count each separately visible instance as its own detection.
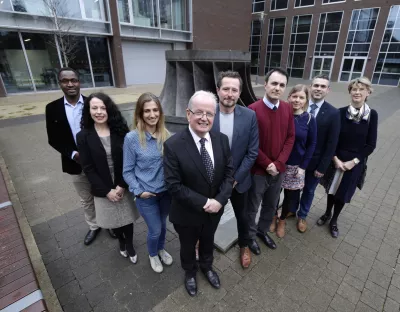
[353,158,360,165]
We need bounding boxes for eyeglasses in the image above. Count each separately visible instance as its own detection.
[188,109,215,119]
[59,79,79,84]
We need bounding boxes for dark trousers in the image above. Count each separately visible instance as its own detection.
[174,220,219,277]
[230,188,251,247]
[280,189,301,220]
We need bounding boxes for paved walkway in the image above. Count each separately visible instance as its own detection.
[0,84,399,312]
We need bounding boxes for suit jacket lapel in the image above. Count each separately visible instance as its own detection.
[210,131,222,184]
[88,129,107,159]
[213,106,220,132]
[232,106,241,147]
[316,101,327,123]
[183,128,212,185]
[57,98,74,137]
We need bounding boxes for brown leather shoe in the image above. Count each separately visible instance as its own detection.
[269,216,278,233]
[240,247,251,268]
[286,212,296,218]
[276,219,286,238]
[297,219,307,233]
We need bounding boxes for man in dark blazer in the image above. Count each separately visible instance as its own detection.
[296,74,340,231]
[212,71,258,268]
[45,67,115,245]
[164,90,234,297]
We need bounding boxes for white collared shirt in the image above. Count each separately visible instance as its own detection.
[308,99,324,117]
[263,96,280,111]
[188,126,215,167]
[64,95,84,159]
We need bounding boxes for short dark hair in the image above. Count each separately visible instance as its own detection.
[58,67,80,81]
[312,74,330,85]
[264,68,289,84]
[217,71,243,91]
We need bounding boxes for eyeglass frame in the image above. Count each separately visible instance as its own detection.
[187,108,215,119]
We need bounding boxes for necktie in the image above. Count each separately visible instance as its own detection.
[310,103,318,116]
[272,105,278,111]
[200,138,214,182]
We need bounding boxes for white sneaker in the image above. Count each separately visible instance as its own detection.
[120,250,128,258]
[158,249,173,266]
[149,255,163,273]
[130,254,138,264]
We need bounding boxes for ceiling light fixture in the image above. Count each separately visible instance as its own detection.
[24,38,31,42]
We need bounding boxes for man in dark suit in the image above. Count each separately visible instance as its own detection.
[212,71,258,268]
[164,91,234,297]
[295,74,340,231]
[45,67,115,245]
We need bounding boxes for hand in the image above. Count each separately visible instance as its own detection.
[296,168,305,178]
[115,186,125,198]
[333,157,346,171]
[343,160,356,171]
[266,163,279,176]
[140,192,156,199]
[203,199,222,213]
[233,181,238,188]
[314,170,324,178]
[107,189,121,202]
[73,152,80,163]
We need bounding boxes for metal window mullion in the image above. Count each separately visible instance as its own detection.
[54,34,64,67]
[128,0,134,24]
[79,0,86,19]
[106,38,115,87]
[85,36,95,88]
[170,0,173,30]
[156,0,161,29]
[18,32,36,92]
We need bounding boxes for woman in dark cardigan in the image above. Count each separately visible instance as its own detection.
[77,93,139,263]
[317,77,378,238]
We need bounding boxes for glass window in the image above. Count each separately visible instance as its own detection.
[252,0,264,13]
[12,0,50,15]
[160,0,172,29]
[0,0,13,11]
[323,0,345,3]
[87,37,113,87]
[265,17,285,74]
[83,0,103,20]
[0,31,34,93]
[172,0,187,30]
[20,33,61,91]
[51,0,82,19]
[250,20,262,75]
[294,0,314,7]
[66,36,93,88]
[118,0,130,22]
[271,0,287,11]
[132,0,156,27]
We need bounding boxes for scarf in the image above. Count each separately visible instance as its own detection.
[346,103,371,123]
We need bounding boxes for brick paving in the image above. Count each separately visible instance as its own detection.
[0,83,399,311]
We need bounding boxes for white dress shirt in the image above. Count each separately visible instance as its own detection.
[64,95,84,159]
[263,96,280,110]
[188,126,215,167]
[308,99,324,117]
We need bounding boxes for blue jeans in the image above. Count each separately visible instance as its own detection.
[298,170,321,219]
[135,191,171,257]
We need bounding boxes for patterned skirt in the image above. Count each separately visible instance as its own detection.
[281,165,305,190]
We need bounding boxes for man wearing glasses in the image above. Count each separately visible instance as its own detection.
[45,67,115,245]
[164,91,234,297]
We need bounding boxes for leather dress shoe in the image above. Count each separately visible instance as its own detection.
[184,276,197,296]
[84,229,101,245]
[330,223,339,238]
[248,240,261,255]
[240,247,251,268]
[256,231,277,249]
[108,229,117,239]
[202,269,220,289]
[286,212,296,218]
[317,214,332,226]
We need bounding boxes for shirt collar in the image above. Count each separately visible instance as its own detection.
[189,126,211,144]
[263,96,280,110]
[64,95,84,107]
[309,99,324,108]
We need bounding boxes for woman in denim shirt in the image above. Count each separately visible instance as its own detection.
[123,93,172,273]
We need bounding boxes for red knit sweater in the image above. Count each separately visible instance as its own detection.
[248,99,295,175]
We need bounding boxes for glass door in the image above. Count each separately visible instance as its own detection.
[310,56,334,79]
[339,57,367,82]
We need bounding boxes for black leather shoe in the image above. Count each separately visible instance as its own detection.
[317,214,331,226]
[84,229,100,245]
[330,223,339,238]
[202,270,220,289]
[184,276,197,296]
[248,240,261,255]
[108,229,117,239]
[256,231,277,250]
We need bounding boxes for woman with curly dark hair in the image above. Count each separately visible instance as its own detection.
[77,93,139,263]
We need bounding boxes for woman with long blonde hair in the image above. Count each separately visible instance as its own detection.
[123,92,172,273]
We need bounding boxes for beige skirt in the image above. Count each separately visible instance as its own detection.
[94,192,140,229]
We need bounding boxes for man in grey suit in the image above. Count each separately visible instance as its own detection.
[212,71,259,268]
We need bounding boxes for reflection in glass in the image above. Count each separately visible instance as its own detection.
[265,18,285,75]
[132,0,155,27]
[118,0,130,22]
[172,0,187,30]
[160,0,172,29]
[83,0,103,20]
[21,33,61,91]
[67,36,93,88]
[87,37,113,87]
[12,0,50,15]
[271,0,288,11]
[0,0,13,11]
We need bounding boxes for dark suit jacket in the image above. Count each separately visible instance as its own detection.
[211,105,258,193]
[163,128,234,226]
[45,96,86,175]
[76,128,128,197]
[307,101,341,174]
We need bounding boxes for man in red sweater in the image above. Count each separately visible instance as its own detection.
[247,68,295,254]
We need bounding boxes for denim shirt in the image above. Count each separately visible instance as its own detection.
[123,130,166,196]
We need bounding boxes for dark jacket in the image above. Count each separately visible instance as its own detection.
[211,105,258,193]
[45,96,86,175]
[307,100,341,174]
[163,128,234,226]
[76,128,128,197]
